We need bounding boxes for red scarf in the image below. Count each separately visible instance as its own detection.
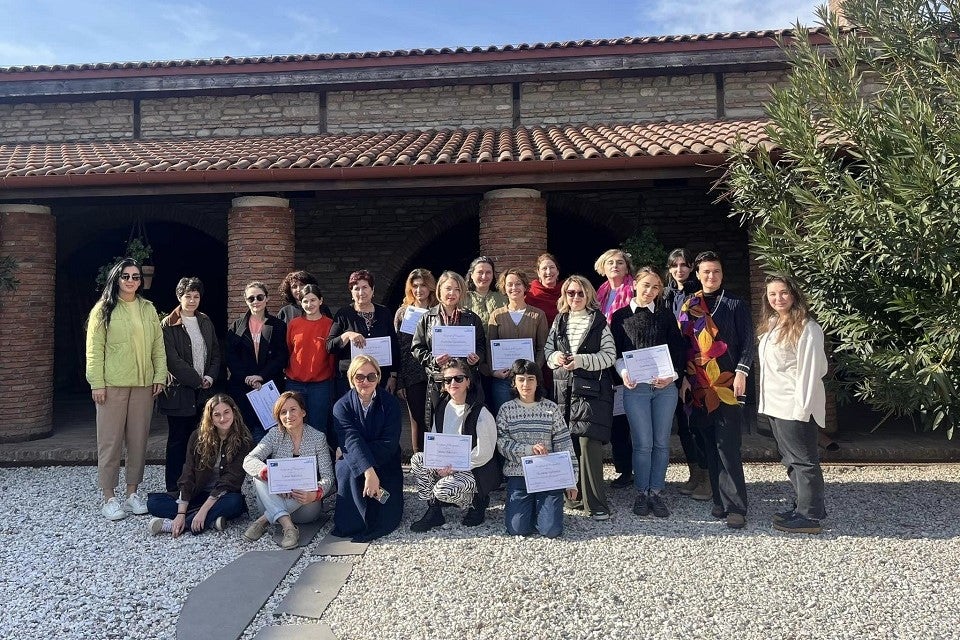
[525,280,562,325]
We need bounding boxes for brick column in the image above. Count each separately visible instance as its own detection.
[478,188,547,275]
[0,204,56,442]
[227,196,295,317]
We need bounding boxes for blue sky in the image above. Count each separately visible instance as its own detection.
[0,0,821,67]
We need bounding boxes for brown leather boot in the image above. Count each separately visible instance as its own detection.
[678,465,701,495]
[690,473,713,501]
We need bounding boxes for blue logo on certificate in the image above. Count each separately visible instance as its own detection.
[268,461,278,468]
[426,435,435,441]
[524,459,533,465]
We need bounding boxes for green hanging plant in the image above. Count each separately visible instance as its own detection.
[621,227,667,271]
[95,237,153,290]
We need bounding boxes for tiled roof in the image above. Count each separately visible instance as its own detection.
[0,29,826,74]
[0,120,775,187]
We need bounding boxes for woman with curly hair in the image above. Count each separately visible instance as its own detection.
[277,270,332,324]
[394,268,437,452]
[147,394,253,537]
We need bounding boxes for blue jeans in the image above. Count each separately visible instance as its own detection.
[146,491,247,534]
[490,377,514,415]
[504,476,565,538]
[286,379,333,440]
[623,382,678,493]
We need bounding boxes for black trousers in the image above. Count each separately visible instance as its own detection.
[165,413,199,491]
[610,414,633,475]
[691,403,748,515]
[769,417,826,520]
[676,400,707,469]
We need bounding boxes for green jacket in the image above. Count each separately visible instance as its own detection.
[86,297,167,389]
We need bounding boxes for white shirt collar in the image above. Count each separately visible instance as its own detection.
[630,300,655,313]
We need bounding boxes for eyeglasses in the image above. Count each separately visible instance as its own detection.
[353,372,380,383]
[246,294,266,303]
[442,375,467,384]
[565,290,585,299]
[119,274,141,281]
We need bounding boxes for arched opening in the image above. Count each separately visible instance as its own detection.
[546,205,621,286]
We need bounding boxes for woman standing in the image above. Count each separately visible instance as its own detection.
[327,270,400,401]
[394,268,437,453]
[484,268,548,414]
[544,275,616,521]
[679,251,754,529]
[611,267,686,518]
[226,281,288,443]
[285,285,336,441]
[331,355,404,542]
[497,359,578,538]
[243,391,335,549]
[147,395,252,537]
[409,359,499,531]
[411,270,487,430]
[757,274,828,534]
[464,256,507,325]
[86,258,167,520]
[158,277,220,492]
[525,253,562,326]
[594,248,635,489]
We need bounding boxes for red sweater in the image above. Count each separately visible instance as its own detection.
[285,316,335,382]
[525,280,562,326]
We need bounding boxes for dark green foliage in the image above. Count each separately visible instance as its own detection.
[726,0,960,437]
[621,227,667,272]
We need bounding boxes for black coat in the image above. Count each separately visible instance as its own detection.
[225,312,288,393]
[158,307,220,417]
[326,303,400,376]
[433,391,501,497]
[411,305,487,382]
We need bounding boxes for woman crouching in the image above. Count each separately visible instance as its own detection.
[497,360,578,538]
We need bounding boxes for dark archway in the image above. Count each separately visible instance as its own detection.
[546,199,622,287]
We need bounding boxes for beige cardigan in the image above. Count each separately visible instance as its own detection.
[483,305,549,374]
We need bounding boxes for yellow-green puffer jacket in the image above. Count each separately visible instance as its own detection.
[86,297,167,389]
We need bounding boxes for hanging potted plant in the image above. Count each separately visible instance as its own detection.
[95,221,155,291]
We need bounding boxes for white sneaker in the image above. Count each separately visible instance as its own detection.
[148,517,172,535]
[102,497,128,521]
[214,516,227,531]
[124,492,149,515]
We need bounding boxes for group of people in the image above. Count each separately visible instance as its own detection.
[85,245,829,544]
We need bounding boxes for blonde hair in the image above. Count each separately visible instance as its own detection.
[593,249,634,279]
[633,266,665,299]
[436,270,468,307]
[556,275,600,314]
[347,355,382,389]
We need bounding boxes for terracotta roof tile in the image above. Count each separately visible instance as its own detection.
[0,120,775,183]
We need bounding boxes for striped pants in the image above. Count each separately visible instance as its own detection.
[410,452,476,508]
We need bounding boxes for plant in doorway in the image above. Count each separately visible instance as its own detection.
[0,256,19,292]
[620,227,667,270]
[95,237,154,291]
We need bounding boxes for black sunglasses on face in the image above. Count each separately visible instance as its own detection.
[246,294,266,303]
[119,273,141,281]
[353,372,379,383]
[442,375,467,384]
[565,290,585,299]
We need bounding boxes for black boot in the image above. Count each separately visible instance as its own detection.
[462,493,489,527]
[410,499,446,532]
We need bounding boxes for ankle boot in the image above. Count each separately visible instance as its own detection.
[691,472,713,501]
[462,493,488,527]
[410,499,446,532]
[678,465,701,495]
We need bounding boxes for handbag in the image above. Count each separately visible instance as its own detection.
[571,371,602,398]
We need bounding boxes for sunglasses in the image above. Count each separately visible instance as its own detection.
[119,273,141,281]
[353,372,380,383]
[246,294,266,303]
[565,290,585,299]
[442,374,467,384]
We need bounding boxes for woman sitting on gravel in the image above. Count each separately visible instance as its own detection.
[409,358,499,532]
[242,391,335,550]
[331,355,404,542]
[757,274,828,534]
[147,394,252,537]
[497,359,578,538]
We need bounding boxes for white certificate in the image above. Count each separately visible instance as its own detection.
[245,379,280,430]
[521,451,576,493]
[613,385,625,416]
[490,338,535,370]
[431,325,476,358]
[399,306,428,335]
[422,432,473,471]
[350,335,393,367]
[266,456,317,494]
[623,345,675,383]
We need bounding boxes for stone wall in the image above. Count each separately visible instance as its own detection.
[520,75,717,125]
[723,70,790,118]
[326,84,513,132]
[141,92,320,137]
[0,99,133,143]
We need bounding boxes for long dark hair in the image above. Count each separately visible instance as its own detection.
[97,258,142,326]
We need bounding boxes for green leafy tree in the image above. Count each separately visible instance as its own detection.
[726,0,960,437]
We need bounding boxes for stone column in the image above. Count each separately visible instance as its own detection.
[478,188,548,274]
[0,204,56,442]
[227,196,295,317]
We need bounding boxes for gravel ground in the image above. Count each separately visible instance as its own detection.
[1,463,958,639]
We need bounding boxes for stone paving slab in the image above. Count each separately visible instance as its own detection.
[270,515,328,548]
[253,623,337,640]
[273,561,353,619]
[311,533,369,557]
[176,549,303,640]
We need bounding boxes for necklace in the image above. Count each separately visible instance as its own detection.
[707,290,725,315]
[358,310,375,331]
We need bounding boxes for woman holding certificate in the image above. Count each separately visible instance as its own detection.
[331,355,404,541]
[242,391,334,550]
[226,281,288,443]
[394,268,437,453]
[484,268,548,414]
[544,275,616,521]
[285,285,336,441]
[497,359,578,538]
[757,274,828,534]
[326,270,400,402]
[411,270,487,430]
[611,266,686,518]
[409,358,499,531]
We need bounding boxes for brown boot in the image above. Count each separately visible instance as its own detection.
[690,473,713,501]
[678,465,701,495]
